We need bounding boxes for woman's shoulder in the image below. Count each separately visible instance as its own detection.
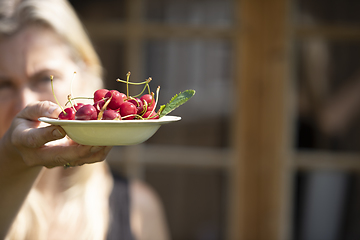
[109,171,162,212]
[108,170,170,240]
[129,179,170,240]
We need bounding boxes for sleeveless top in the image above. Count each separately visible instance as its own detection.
[106,173,135,240]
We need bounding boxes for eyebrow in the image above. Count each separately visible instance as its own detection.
[0,78,14,88]
[0,75,12,83]
[29,69,63,81]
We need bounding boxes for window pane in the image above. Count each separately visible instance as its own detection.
[295,0,360,25]
[144,0,234,26]
[144,166,227,240]
[144,39,233,147]
[71,0,126,21]
[295,39,360,152]
[92,40,127,91]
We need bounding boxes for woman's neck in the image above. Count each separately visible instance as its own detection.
[34,162,111,197]
[28,163,113,239]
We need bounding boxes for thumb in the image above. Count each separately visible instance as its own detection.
[17,101,61,121]
[19,125,66,148]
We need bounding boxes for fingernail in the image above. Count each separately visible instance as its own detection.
[90,146,103,153]
[48,106,60,114]
[52,129,65,138]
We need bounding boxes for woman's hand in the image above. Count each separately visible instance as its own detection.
[3,100,112,169]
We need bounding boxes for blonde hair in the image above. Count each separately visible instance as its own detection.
[6,164,113,240]
[0,0,103,80]
[0,0,113,239]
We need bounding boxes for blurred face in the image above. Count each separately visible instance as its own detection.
[0,25,86,137]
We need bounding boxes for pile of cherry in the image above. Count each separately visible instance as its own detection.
[53,73,160,121]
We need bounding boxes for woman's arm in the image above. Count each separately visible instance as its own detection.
[0,101,111,238]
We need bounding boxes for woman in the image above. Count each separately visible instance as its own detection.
[0,0,169,239]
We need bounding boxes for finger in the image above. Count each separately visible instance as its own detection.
[34,145,109,168]
[73,146,112,166]
[17,101,61,121]
[18,125,66,148]
[72,146,112,167]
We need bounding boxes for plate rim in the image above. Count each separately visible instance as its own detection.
[38,115,181,126]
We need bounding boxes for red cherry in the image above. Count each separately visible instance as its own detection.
[102,109,121,120]
[74,103,84,111]
[140,94,155,111]
[94,89,109,103]
[140,94,154,105]
[75,104,97,120]
[105,90,126,110]
[142,110,159,119]
[127,98,144,115]
[119,102,137,120]
[147,103,155,112]
[93,99,106,114]
[58,107,76,120]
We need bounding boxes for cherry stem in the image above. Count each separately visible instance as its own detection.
[132,82,150,98]
[70,71,77,105]
[140,100,148,116]
[153,86,160,111]
[126,71,130,98]
[65,96,94,106]
[117,75,153,97]
[121,114,139,120]
[97,94,112,120]
[67,94,76,111]
[145,86,160,119]
[116,77,151,85]
[147,82,151,95]
[50,75,65,113]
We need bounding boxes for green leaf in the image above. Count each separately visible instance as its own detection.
[158,104,166,113]
[159,89,195,118]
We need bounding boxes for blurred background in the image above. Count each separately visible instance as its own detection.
[69,0,360,239]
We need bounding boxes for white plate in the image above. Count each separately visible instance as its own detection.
[38,116,181,146]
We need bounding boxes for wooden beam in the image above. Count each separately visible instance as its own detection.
[124,0,144,82]
[295,151,360,171]
[232,0,292,239]
[296,25,360,41]
[107,145,232,169]
[84,21,234,40]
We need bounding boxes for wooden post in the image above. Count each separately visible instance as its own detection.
[125,0,144,82]
[231,0,292,239]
